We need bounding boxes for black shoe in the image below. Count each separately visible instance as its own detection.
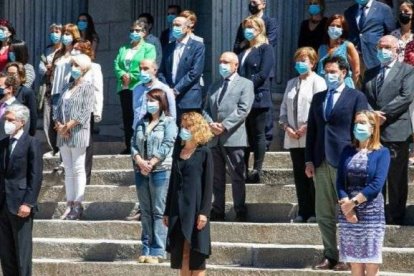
[246,170,261,183]
[235,211,247,222]
[120,148,131,155]
[66,204,83,220]
[210,209,225,221]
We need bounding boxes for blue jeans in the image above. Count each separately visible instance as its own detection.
[135,170,170,257]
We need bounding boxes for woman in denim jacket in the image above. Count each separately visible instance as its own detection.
[131,88,177,264]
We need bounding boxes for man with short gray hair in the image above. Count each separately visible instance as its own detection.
[0,103,43,276]
[362,35,414,225]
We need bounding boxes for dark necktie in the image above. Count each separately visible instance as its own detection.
[358,6,366,31]
[325,88,335,120]
[218,78,230,105]
[6,137,16,167]
[376,66,386,93]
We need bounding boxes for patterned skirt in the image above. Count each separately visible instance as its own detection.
[338,190,385,264]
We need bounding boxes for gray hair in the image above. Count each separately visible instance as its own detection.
[5,104,30,124]
[141,59,158,70]
[49,23,63,30]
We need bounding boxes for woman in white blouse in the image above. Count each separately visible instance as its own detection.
[279,47,326,223]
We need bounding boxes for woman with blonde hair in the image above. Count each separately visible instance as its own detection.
[163,112,213,276]
[337,110,391,276]
[237,15,274,183]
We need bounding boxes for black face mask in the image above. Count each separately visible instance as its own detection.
[399,13,412,25]
[248,3,260,15]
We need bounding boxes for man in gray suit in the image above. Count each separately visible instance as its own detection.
[204,52,254,222]
[362,35,414,225]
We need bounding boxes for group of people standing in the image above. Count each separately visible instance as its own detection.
[280,0,414,275]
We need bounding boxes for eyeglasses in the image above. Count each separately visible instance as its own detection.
[130,28,143,33]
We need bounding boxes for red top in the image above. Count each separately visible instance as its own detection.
[0,47,8,72]
[404,40,414,66]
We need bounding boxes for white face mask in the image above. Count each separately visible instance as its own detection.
[70,49,81,56]
[4,121,17,135]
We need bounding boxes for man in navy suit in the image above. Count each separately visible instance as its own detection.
[158,16,205,121]
[0,104,42,276]
[305,56,368,271]
[344,0,395,71]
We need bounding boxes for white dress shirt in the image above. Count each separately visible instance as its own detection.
[323,82,346,114]
[172,35,190,83]
[9,128,24,155]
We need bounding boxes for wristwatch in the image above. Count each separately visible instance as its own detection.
[352,198,359,206]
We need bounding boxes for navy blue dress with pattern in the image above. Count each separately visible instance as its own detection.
[338,150,385,263]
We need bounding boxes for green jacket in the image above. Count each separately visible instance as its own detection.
[113,41,156,92]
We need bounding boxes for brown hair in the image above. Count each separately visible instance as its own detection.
[181,112,213,145]
[294,47,319,68]
[74,39,95,60]
[353,110,382,150]
[323,14,349,44]
[180,10,197,29]
[147,89,170,117]
[5,62,26,85]
[4,75,19,95]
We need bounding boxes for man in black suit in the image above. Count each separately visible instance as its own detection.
[306,56,368,270]
[362,35,414,225]
[159,4,182,49]
[0,104,43,276]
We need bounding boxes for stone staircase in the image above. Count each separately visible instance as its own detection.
[16,153,414,275]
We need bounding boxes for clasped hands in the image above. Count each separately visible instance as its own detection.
[54,122,71,139]
[338,198,358,224]
[286,125,307,140]
[209,122,225,136]
[134,156,157,176]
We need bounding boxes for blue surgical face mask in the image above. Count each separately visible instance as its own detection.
[0,29,8,42]
[140,71,152,84]
[243,28,256,41]
[328,26,343,40]
[353,123,372,142]
[146,101,159,114]
[167,15,176,26]
[179,128,192,141]
[130,31,141,42]
[50,32,61,44]
[325,73,341,89]
[377,48,394,65]
[71,67,82,80]
[355,0,369,6]
[8,51,15,62]
[295,61,310,75]
[172,26,184,39]
[308,4,321,15]
[62,34,73,46]
[219,63,232,78]
[77,21,88,31]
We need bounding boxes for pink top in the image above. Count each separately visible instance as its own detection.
[0,47,8,72]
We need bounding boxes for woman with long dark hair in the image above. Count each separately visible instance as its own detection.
[77,13,100,52]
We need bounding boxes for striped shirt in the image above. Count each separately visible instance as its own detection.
[53,81,94,148]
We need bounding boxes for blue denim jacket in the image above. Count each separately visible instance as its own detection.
[131,114,177,171]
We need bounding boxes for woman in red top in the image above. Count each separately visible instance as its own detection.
[0,19,15,71]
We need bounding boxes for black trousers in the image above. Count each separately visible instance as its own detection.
[211,145,246,215]
[0,204,33,276]
[265,104,274,150]
[245,108,268,172]
[382,141,409,225]
[43,96,59,154]
[289,148,315,220]
[85,113,94,185]
[119,90,134,150]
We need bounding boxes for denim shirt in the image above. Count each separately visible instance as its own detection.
[131,114,177,171]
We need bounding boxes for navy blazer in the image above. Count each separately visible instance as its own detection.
[344,1,395,69]
[362,61,414,142]
[0,133,43,215]
[233,14,278,54]
[159,37,205,110]
[238,44,274,109]
[15,86,37,136]
[160,28,171,50]
[305,86,368,168]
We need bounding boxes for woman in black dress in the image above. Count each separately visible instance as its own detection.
[163,112,214,276]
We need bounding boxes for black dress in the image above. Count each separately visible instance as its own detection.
[164,145,213,270]
[298,17,328,52]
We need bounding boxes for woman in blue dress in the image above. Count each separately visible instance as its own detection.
[336,110,390,276]
[317,14,360,88]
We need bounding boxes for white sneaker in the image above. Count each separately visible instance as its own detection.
[43,151,58,158]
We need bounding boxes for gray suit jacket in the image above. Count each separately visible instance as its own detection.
[363,61,414,142]
[203,73,254,147]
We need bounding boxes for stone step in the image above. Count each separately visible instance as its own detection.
[42,167,414,186]
[32,220,414,248]
[38,183,414,205]
[31,260,413,276]
[34,201,414,225]
[31,238,414,273]
[42,152,293,171]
